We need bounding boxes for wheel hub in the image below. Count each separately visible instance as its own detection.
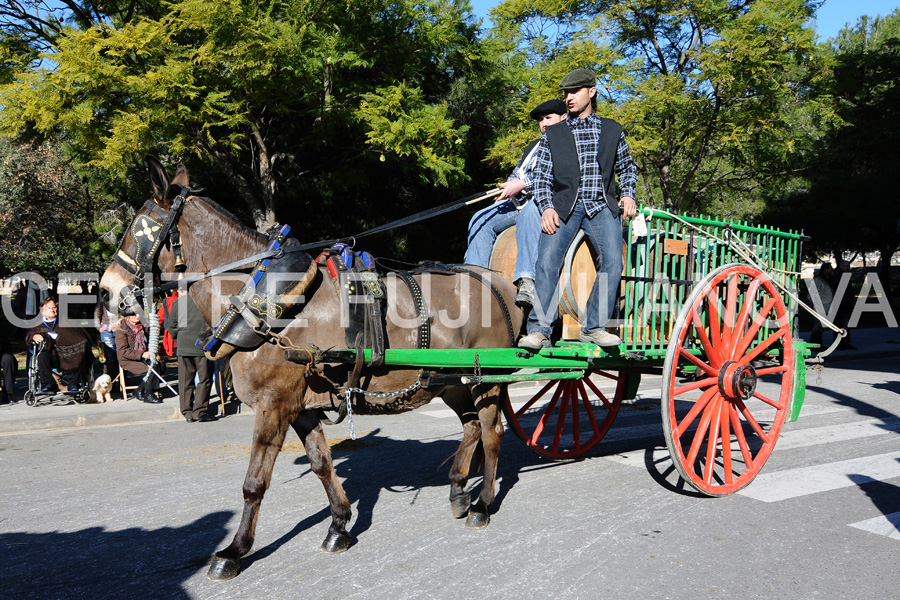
[718,361,757,400]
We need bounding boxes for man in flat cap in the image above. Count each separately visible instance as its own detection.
[464,98,568,308]
[518,67,638,350]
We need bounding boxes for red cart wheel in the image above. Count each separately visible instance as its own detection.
[502,370,629,460]
[662,263,793,496]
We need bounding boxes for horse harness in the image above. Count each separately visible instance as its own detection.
[112,187,518,430]
[295,260,517,432]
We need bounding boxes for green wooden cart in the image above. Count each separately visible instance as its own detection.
[323,208,813,497]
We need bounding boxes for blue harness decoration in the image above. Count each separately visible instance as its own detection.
[198,224,318,359]
[316,243,387,366]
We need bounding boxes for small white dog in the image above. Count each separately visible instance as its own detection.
[93,374,113,403]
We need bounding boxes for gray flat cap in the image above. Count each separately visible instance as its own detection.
[529,99,568,120]
[559,68,596,89]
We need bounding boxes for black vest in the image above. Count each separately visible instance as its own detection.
[545,117,624,222]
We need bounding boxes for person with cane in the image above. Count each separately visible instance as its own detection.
[116,312,164,403]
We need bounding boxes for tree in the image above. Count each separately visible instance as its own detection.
[487,0,828,219]
[766,11,900,292]
[0,133,125,277]
[0,0,502,245]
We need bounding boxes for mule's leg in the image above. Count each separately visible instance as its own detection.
[291,411,353,553]
[466,383,505,529]
[442,387,483,519]
[207,400,292,581]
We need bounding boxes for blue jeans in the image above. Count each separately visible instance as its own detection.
[464,199,542,282]
[100,330,119,375]
[527,203,623,337]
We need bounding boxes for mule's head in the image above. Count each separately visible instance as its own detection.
[99,156,190,315]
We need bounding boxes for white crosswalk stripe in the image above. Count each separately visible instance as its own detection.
[736,451,900,502]
[776,416,900,450]
[849,512,900,540]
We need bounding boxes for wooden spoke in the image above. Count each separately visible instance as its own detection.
[732,296,777,359]
[673,375,719,397]
[678,346,719,378]
[514,380,557,418]
[691,306,724,367]
[674,386,718,437]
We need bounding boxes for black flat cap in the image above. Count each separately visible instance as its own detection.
[559,68,596,89]
[529,99,568,120]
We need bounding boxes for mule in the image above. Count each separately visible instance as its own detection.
[99,158,522,580]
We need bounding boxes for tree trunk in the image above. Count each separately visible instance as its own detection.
[206,144,276,230]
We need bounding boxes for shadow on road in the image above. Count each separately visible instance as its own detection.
[849,467,900,532]
[0,511,233,599]
[268,428,582,547]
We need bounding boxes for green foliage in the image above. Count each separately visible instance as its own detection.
[766,10,900,286]
[488,0,828,221]
[4,0,875,272]
[0,135,126,277]
[0,0,497,251]
[358,83,468,187]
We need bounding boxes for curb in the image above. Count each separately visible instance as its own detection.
[0,404,182,434]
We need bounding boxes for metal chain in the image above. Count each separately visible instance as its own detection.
[343,389,355,440]
[342,379,423,400]
[339,380,423,440]
[262,317,428,439]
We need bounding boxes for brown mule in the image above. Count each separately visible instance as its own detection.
[99,157,522,580]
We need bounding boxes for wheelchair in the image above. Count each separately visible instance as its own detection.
[24,341,92,406]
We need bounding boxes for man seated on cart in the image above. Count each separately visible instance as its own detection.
[518,68,638,351]
[464,99,568,308]
[25,296,94,393]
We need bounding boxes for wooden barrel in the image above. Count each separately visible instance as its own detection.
[488,226,519,285]
[488,225,597,320]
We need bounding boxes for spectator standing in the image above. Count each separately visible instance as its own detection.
[214,356,235,407]
[166,294,215,422]
[14,269,49,322]
[809,262,834,349]
[832,259,857,350]
[1,325,17,403]
[11,270,49,342]
[96,307,120,377]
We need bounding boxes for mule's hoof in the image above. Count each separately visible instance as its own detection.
[321,530,352,553]
[207,556,241,581]
[465,512,490,529]
[450,493,471,519]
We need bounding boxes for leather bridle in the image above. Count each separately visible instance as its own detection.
[112,187,190,312]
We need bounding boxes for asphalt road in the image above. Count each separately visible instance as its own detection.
[2,356,899,600]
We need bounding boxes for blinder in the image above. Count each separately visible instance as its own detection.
[112,188,191,312]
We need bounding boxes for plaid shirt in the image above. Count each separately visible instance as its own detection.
[510,141,541,191]
[532,114,638,218]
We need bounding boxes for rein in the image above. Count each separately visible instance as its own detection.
[129,187,502,298]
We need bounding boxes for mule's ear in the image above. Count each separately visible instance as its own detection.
[161,163,191,208]
[171,163,190,188]
[146,156,169,202]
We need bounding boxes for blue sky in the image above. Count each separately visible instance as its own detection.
[468,0,900,40]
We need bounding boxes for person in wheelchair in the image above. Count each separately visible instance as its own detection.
[25,297,93,393]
